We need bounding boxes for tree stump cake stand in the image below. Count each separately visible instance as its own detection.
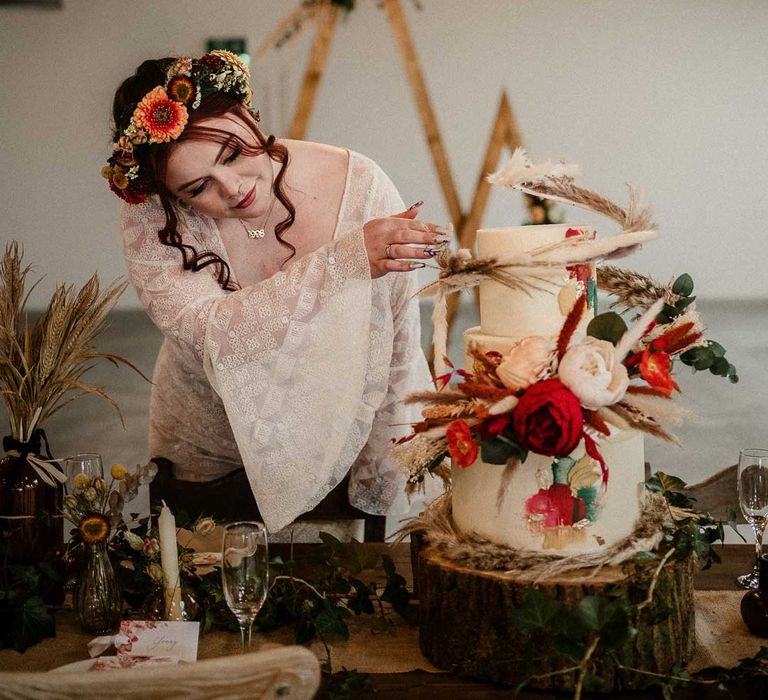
[411,535,696,692]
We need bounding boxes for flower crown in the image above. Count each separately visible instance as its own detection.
[102,50,253,204]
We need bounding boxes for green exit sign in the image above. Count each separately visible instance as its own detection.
[206,38,250,66]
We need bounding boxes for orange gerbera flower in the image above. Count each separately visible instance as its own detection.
[132,87,188,143]
[446,419,479,468]
[79,513,111,544]
[639,348,680,396]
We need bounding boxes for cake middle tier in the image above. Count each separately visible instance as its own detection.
[477,224,595,337]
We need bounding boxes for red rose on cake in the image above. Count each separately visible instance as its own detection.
[512,379,583,456]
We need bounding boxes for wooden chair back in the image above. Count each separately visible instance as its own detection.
[0,644,320,700]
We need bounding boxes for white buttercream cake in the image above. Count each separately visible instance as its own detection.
[450,224,646,554]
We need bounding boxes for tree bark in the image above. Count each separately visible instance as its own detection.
[413,542,696,692]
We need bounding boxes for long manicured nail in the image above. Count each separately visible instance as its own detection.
[432,234,452,244]
[424,248,440,257]
[408,200,424,210]
[409,262,426,269]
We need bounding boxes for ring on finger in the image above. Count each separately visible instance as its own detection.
[385,243,394,259]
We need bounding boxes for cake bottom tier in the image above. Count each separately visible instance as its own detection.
[452,429,646,554]
[412,540,696,692]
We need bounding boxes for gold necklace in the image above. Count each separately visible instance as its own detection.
[239,192,277,239]
[238,164,277,239]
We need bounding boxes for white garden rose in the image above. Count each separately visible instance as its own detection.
[495,336,556,392]
[558,337,629,410]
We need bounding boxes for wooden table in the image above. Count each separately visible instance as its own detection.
[314,544,764,700]
[1,544,764,699]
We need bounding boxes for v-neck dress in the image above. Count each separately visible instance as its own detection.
[120,150,431,532]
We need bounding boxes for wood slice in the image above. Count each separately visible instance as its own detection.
[413,542,696,692]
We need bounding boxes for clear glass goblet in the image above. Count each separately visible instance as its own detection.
[63,453,104,493]
[737,448,768,589]
[221,521,269,651]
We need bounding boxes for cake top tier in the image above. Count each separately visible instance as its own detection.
[477,224,596,338]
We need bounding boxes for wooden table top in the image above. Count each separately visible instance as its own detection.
[311,543,762,700]
[1,543,762,699]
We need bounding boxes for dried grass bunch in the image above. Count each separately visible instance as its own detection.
[0,241,144,444]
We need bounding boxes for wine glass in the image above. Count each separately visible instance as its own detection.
[221,521,269,651]
[63,453,104,493]
[737,448,768,589]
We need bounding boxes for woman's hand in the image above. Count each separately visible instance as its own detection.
[363,202,451,279]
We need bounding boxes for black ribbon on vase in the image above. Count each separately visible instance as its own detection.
[3,428,52,460]
[2,429,65,488]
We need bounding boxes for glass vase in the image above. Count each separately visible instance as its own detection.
[74,540,121,634]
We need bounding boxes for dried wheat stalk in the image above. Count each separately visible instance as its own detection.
[0,242,147,442]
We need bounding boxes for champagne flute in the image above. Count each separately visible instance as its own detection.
[737,448,768,589]
[222,521,269,651]
[63,453,104,493]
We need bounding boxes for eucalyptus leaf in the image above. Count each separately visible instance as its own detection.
[707,341,726,358]
[674,295,696,311]
[710,356,730,377]
[586,312,628,345]
[672,273,694,297]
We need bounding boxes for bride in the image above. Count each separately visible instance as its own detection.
[105,51,445,531]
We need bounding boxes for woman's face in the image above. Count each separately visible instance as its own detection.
[164,113,274,220]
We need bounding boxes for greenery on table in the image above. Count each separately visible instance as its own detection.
[507,472,767,699]
[0,531,64,653]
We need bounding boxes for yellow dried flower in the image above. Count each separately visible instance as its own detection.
[73,473,91,490]
[110,463,128,480]
[111,169,129,190]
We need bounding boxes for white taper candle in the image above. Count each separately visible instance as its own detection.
[158,500,183,620]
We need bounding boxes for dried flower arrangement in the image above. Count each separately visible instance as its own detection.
[0,241,145,476]
[396,150,737,499]
[62,462,158,545]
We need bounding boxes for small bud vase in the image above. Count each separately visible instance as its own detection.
[74,540,121,634]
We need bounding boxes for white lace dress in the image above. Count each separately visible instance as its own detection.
[120,150,432,532]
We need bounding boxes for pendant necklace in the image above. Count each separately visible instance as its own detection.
[238,166,278,240]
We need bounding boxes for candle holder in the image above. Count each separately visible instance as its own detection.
[142,579,200,622]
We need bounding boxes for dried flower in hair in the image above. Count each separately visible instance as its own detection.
[167,75,195,105]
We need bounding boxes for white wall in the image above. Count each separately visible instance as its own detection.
[1,0,767,309]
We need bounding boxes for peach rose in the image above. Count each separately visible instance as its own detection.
[558,337,629,409]
[495,336,556,392]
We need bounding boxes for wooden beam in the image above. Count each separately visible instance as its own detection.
[287,4,339,140]
[384,0,463,226]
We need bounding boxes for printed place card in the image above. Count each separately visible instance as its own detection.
[114,620,200,663]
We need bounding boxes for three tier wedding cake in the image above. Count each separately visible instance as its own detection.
[450,224,646,553]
